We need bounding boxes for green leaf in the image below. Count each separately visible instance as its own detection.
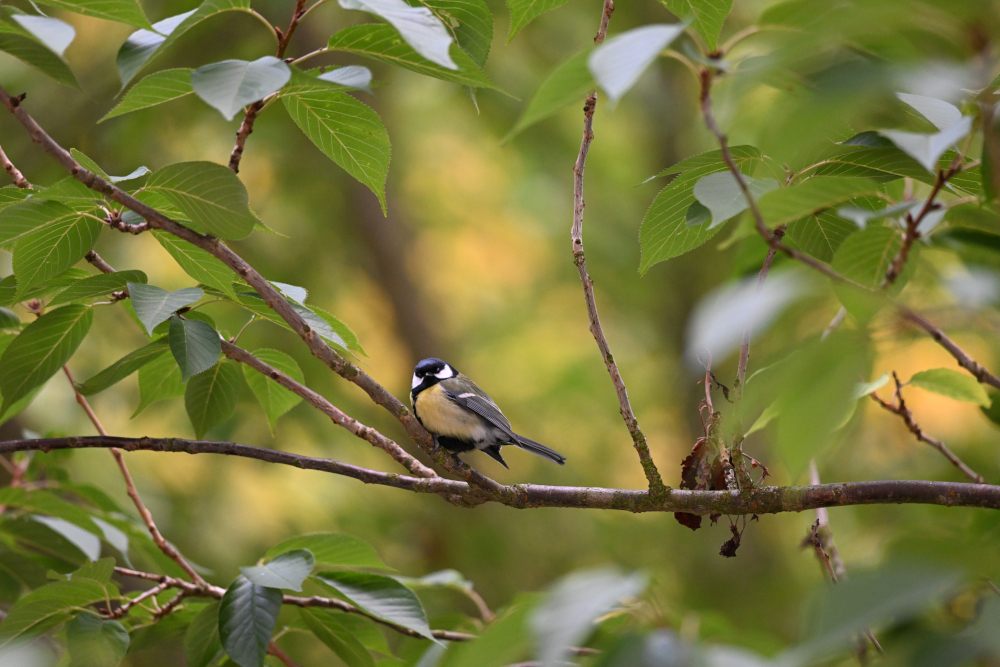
[129,283,203,335]
[588,24,686,104]
[757,177,882,228]
[505,0,571,41]
[9,15,75,56]
[908,368,990,407]
[66,614,129,667]
[441,601,532,667]
[0,305,93,413]
[265,533,392,571]
[144,161,259,240]
[226,293,349,349]
[77,337,170,395]
[785,209,859,262]
[311,306,366,355]
[504,48,593,142]
[692,172,778,228]
[421,0,492,67]
[191,56,292,121]
[830,226,914,318]
[0,186,32,211]
[301,608,376,667]
[185,601,223,667]
[36,0,150,28]
[657,0,731,50]
[241,549,314,591]
[283,89,391,213]
[100,69,193,122]
[31,516,100,561]
[328,24,498,90]
[170,316,221,382]
[639,147,763,273]
[49,269,147,306]
[880,117,972,173]
[153,232,237,300]
[219,575,282,667]
[810,145,981,195]
[0,578,109,647]
[185,360,240,438]
[745,401,779,436]
[242,348,304,434]
[315,571,433,640]
[0,308,19,331]
[0,199,82,249]
[32,176,103,206]
[132,351,184,417]
[344,0,458,70]
[0,9,78,88]
[11,209,102,298]
[530,569,647,667]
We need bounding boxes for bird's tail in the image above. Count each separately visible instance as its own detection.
[514,435,566,465]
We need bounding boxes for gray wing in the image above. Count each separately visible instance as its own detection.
[440,383,517,442]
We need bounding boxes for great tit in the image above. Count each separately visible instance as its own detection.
[410,358,566,469]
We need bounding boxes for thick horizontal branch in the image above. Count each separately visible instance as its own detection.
[6,436,1000,514]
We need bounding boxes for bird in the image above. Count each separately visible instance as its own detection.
[410,357,566,469]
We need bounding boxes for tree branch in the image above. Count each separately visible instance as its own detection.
[6,436,1000,513]
[870,372,985,483]
[112,566,476,641]
[0,84,502,493]
[898,308,1000,391]
[571,0,666,497]
[60,366,208,587]
[228,0,307,173]
[0,141,30,188]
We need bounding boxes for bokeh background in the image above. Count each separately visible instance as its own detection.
[2,0,1000,661]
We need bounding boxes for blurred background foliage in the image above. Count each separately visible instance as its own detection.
[2,0,1000,663]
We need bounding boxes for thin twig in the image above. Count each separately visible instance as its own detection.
[5,436,1000,513]
[0,142,30,188]
[228,0,307,172]
[870,372,985,483]
[107,582,169,619]
[61,366,208,586]
[268,642,302,667]
[570,0,666,496]
[899,308,1000,391]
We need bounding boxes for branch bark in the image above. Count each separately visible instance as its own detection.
[6,436,1000,513]
[571,0,666,497]
[0,142,30,188]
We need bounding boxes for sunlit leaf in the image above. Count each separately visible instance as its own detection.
[317,65,373,92]
[657,0,732,50]
[191,56,291,121]
[11,212,101,300]
[908,368,990,407]
[31,515,100,561]
[242,348,304,434]
[10,15,74,56]
[265,533,391,570]
[185,360,239,438]
[37,0,150,28]
[219,575,282,667]
[757,177,881,228]
[144,161,259,240]
[100,69,193,122]
[896,92,962,131]
[77,337,169,395]
[786,210,858,262]
[421,0,492,67]
[340,0,456,69]
[154,232,237,300]
[129,283,203,335]
[505,0,571,41]
[693,172,778,228]
[315,571,433,640]
[132,351,184,417]
[0,578,109,648]
[49,269,147,306]
[505,48,593,142]
[0,9,79,87]
[241,549,314,591]
[880,116,973,173]
[588,24,686,104]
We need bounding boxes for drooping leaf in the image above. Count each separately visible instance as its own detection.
[169,316,221,382]
[153,232,237,300]
[31,515,100,561]
[241,549,314,591]
[317,65,373,92]
[10,15,75,56]
[531,569,647,667]
[265,533,391,570]
[227,293,349,349]
[49,269,147,306]
[835,200,913,231]
[908,368,990,407]
[144,162,259,240]
[66,614,129,667]
[895,93,963,132]
[639,147,763,273]
[300,608,376,667]
[0,308,19,330]
[880,116,973,173]
[90,518,130,566]
[588,24,686,104]
[242,348,304,434]
[505,48,593,142]
[129,283,203,335]
[100,68,194,122]
[0,9,78,87]
[185,360,240,438]
[219,575,282,667]
[328,24,498,89]
[421,0,492,67]
[76,337,170,395]
[757,177,882,228]
[282,88,391,213]
[190,56,292,121]
[185,601,223,667]
[340,0,457,69]
[315,571,433,639]
[0,578,109,648]
[0,305,93,413]
[11,211,102,299]
[505,0,571,41]
[692,172,779,228]
[132,351,184,417]
[657,0,732,50]
[36,0,150,27]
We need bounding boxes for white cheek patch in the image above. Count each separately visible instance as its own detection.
[411,374,421,389]
[434,366,454,379]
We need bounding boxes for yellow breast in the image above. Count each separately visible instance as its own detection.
[415,384,486,440]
